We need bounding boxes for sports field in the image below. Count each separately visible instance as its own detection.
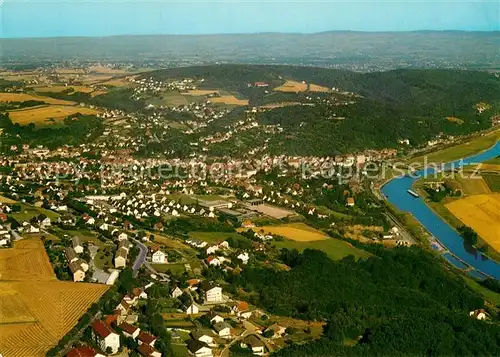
[445,193,500,252]
[0,239,108,357]
[8,105,100,126]
[0,93,75,106]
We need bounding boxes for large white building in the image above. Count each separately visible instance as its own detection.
[203,283,223,303]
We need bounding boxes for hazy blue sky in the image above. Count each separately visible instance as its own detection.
[0,0,498,38]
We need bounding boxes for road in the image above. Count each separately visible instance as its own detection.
[57,311,102,356]
[130,237,148,277]
[367,180,417,245]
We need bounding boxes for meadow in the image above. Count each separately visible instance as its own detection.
[0,238,108,357]
[210,95,249,106]
[0,93,75,106]
[188,231,247,243]
[455,176,491,195]
[273,237,371,261]
[445,193,500,253]
[483,174,500,192]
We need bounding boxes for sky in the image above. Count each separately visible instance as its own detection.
[0,0,498,38]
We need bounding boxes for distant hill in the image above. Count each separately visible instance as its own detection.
[142,64,500,156]
[1,31,499,71]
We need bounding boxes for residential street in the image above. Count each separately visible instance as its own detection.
[130,237,148,277]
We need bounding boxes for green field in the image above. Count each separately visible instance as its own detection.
[188,231,247,243]
[11,203,60,222]
[463,276,500,306]
[274,237,371,261]
[483,174,500,192]
[152,263,187,275]
[410,130,500,167]
[484,156,500,165]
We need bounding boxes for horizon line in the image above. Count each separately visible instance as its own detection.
[1,29,498,40]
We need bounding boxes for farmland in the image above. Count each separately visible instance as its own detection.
[455,176,491,195]
[249,222,329,242]
[184,89,219,96]
[0,238,108,357]
[0,92,75,106]
[483,174,500,192]
[274,80,308,93]
[308,83,330,92]
[8,105,100,126]
[445,193,500,252]
[34,85,94,93]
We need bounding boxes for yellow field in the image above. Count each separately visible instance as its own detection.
[9,105,100,126]
[0,93,75,106]
[479,163,500,172]
[35,85,94,93]
[0,239,108,357]
[446,193,500,252]
[89,65,130,74]
[455,177,491,195]
[250,223,328,242]
[210,95,249,106]
[90,90,108,97]
[274,80,308,93]
[308,83,330,92]
[0,239,57,281]
[184,89,219,96]
[0,195,17,203]
[446,116,464,124]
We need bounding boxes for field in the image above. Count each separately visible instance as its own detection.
[210,95,248,106]
[101,78,132,87]
[0,195,17,203]
[188,231,247,243]
[0,92,75,105]
[247,223,328,242]
[34,85,94,93]
[445,193,500,252]
[11,203,59,222]
[8,105,100,126]
[184,89,219,96]
[274,80,308,93]
[274,236,371,261]
[455,177,491,195]
[446,116,464,124]
[247,204,296,219]
[483,175,500,192]
[308,83,330,92]
[0,238,108,357]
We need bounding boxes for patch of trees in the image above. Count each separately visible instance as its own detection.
[228,247,500,356]
[458,225,479,246]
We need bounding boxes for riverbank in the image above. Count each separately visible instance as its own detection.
[381,139,500,280]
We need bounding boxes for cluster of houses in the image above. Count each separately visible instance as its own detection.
[66,236,90,282]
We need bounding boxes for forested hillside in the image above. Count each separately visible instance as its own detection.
[229,248,500,357]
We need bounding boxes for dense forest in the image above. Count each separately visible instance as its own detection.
[228,248,500,356]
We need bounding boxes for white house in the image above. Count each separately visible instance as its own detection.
[171,286,183,298]
[469,309,489,320]
[117,232,128,241]
[69,261,85,282]
[41,217,51,227]
[186,303,200,315]
[241,335,265,355]
[92,320,120,354]
[114,247,128,268]
[213,321,232,338]
[152,250,167,264]
[72,236,84,254]
[118,322,140,340]
[187,339,212,357]
[237,252,249,265]
[191,330,214,345]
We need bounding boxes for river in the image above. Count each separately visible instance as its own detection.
[381,140,500,280]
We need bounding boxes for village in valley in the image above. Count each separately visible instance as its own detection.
[1,61,499,357]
